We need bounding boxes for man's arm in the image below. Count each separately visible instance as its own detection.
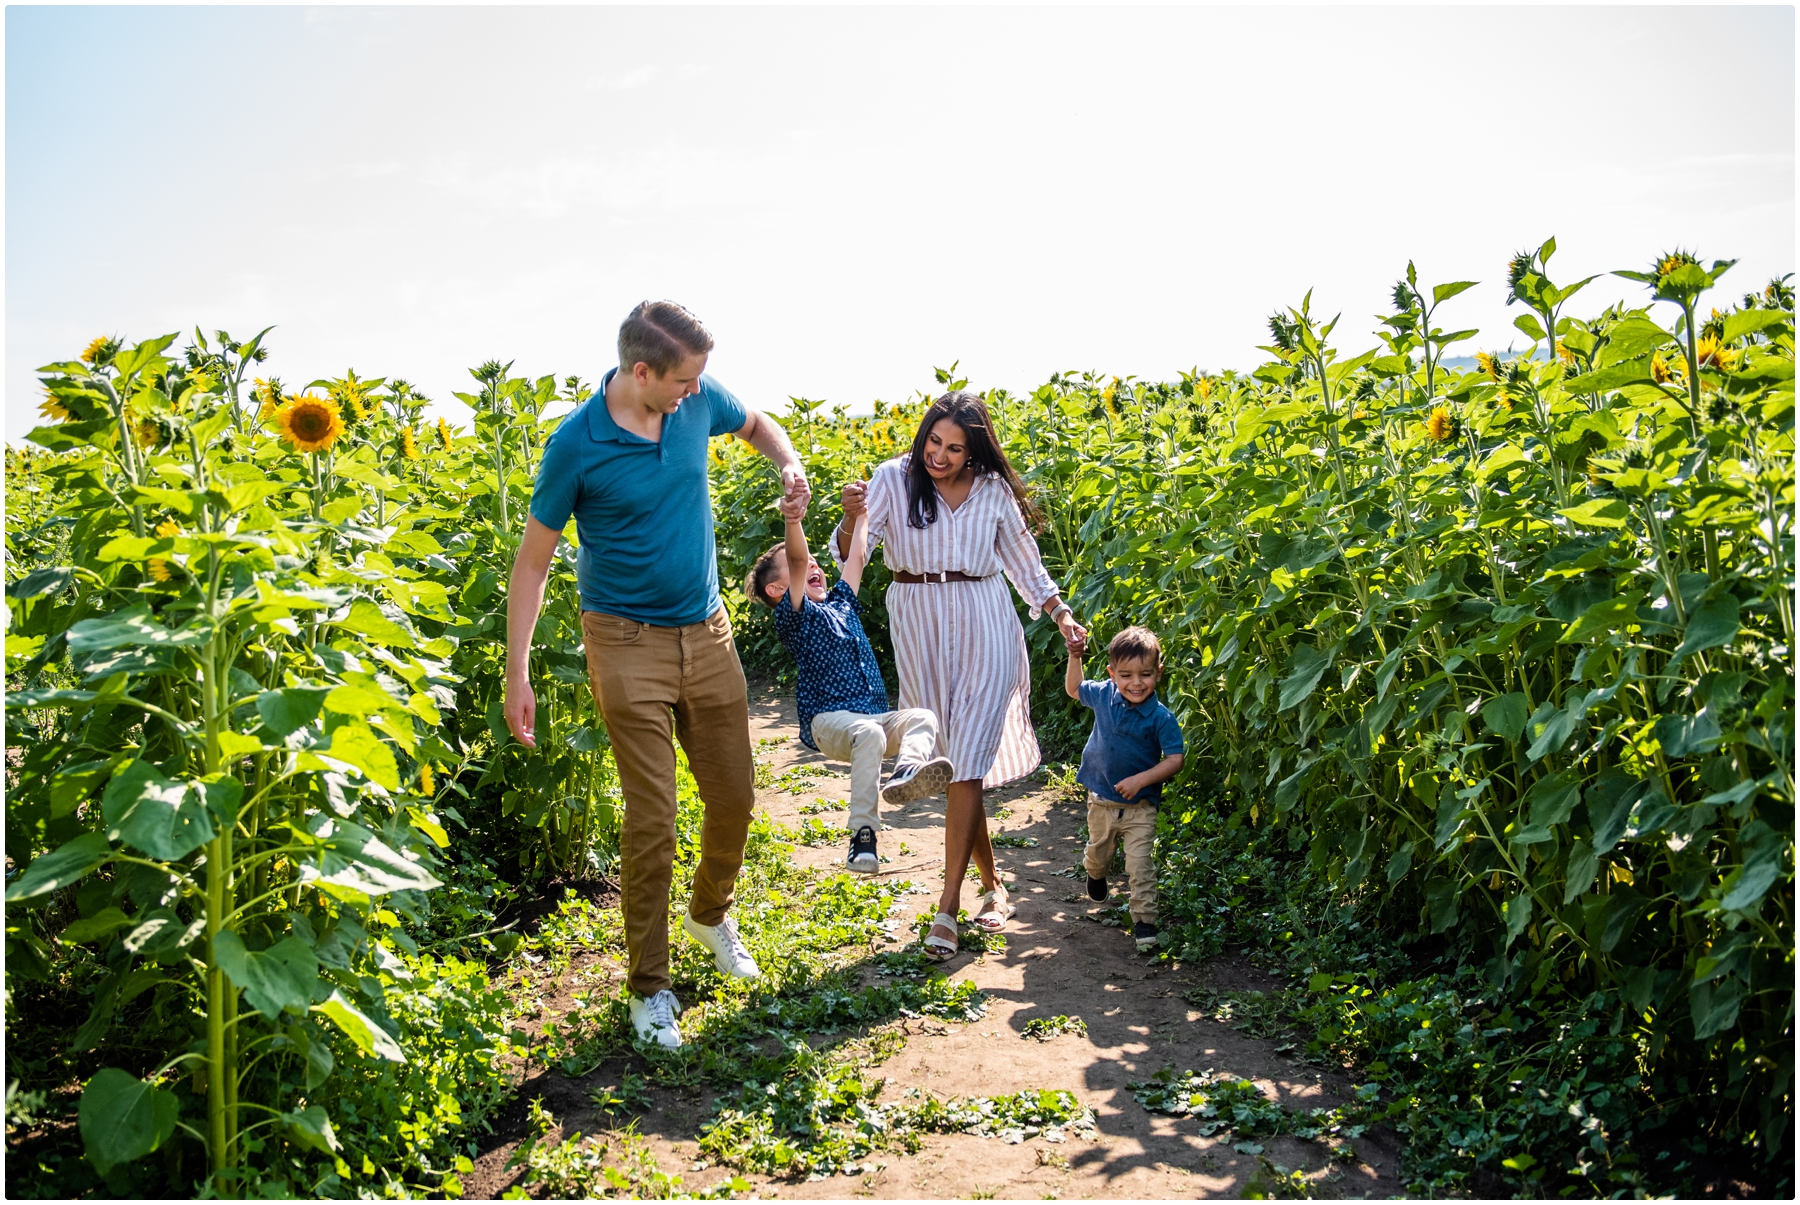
[503,515,563,749]
[734,408,810,518]
[840,511,871,595]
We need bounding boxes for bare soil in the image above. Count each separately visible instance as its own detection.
[464,686,1405,1199]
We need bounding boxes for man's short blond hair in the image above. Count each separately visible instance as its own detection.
[618,300,714,376]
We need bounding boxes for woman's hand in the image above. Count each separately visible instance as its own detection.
[1057,609,1087,653]
[841,480,867,520]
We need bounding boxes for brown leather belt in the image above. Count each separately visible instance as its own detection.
[891,570,991,584]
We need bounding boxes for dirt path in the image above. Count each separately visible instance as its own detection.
[466,686,1404,1199]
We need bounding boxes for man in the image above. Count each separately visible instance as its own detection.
[504,299,809,1048]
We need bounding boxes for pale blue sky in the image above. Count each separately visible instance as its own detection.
[8,6,1794,439]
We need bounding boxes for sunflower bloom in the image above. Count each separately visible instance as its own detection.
[1555,340,1575,367]
[1425,406,1453,441]
[1695,334,1737,372]
[399,425,421,461]
[436,416,454,451]
[80,336,116,365]
[148,558,174,583]
[419,763,436,795]
[133,418,161,448]
[155,518,182,538]
[1196,377,1213,401]
[38,393,71,423]
[1651,352,1674,384]
[253,378,283,422]
[1476,351,1501,381]
[277,394,344,453]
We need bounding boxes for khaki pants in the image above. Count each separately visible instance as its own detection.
[810,708,939,836]
[1083,792,1158,923]
[582,608,755,997]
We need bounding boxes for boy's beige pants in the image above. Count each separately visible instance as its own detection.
[1083,791,1158,923]
[810,708,939,836]
[582,608,755,998]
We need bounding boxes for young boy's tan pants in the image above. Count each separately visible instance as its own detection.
[1083,792,1158,923]
[810,708,939,836]
[582,607,756,999]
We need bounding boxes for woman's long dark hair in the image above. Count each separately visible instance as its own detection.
[905,391,1044,531]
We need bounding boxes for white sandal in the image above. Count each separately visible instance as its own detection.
[971,888,1014,933]
[923,912,960,960]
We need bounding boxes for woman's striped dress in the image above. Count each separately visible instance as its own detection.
[847,455,1061,789]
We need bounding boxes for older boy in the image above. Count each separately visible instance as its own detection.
[1065,626,1185,951]
[747,506,953,871]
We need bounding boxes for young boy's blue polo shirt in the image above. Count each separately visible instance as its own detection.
[530,369,747,626]
[1076,679,1185,806]
[772,581,889,750]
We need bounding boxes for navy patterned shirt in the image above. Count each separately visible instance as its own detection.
[772,580,890,750]
[1076,679,1186,807]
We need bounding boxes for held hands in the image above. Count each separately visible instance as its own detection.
[840,480,867,520]
[1057,610,1088,654]
[779,465,812,520]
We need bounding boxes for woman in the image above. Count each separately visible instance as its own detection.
[837,390,1085,959]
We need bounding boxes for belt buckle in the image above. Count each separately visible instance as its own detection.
[933,571,947,583]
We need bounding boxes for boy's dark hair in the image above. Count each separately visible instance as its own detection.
[745,543,786,609]
[618,300,715,376]
[1108,626,1162,667]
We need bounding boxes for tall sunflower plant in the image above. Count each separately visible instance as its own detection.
[7,334,478,1192]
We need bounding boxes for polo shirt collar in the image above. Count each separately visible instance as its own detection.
[586,369,625,441]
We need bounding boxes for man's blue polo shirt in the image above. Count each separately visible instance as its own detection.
[530,369,747,626]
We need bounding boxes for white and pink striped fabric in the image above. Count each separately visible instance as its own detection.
[842,455,1061,789]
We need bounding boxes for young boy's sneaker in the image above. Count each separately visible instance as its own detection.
[1133,921,1160,951]
[881,755,954,805]
[1087,875,1109,902]
[848,825,878,874]
[629,989,683,1048]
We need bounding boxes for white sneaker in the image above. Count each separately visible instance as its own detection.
[629,989,682,1048]
[682,913,760,980]
[882,756,954,805]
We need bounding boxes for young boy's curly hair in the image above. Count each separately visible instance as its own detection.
[1107,626,1163,667]
[744,543,785,609]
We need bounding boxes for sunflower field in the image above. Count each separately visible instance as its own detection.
[4,240,1794,1197]
[711,244,1796,1194]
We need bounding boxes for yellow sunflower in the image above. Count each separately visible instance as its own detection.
[276,394,344,453]
[1476,351,1501,381]
[419,763,436,795]
[38,393,71,423]
[436,416,455,451]
[1196,377,1213,401]
[133,418,162,448]
[80,336,114,365]
[1695,334,1737,372]
[1555,340,1575,367]
[1651,352,1674,384]
[1425,406,1454,441]
[148,558,175,583]
[253,378,283,422]
[399,425,421,461]
[155,518,182,538]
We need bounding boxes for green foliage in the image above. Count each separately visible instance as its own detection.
[706,250,1795,1193]
[1019,1014,1086,1041]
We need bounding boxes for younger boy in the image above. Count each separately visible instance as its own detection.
[747,505,953,873]
[1065,626,1185,951]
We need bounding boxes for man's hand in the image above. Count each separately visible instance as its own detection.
[780,464,811,519]
[505,675,538,749]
